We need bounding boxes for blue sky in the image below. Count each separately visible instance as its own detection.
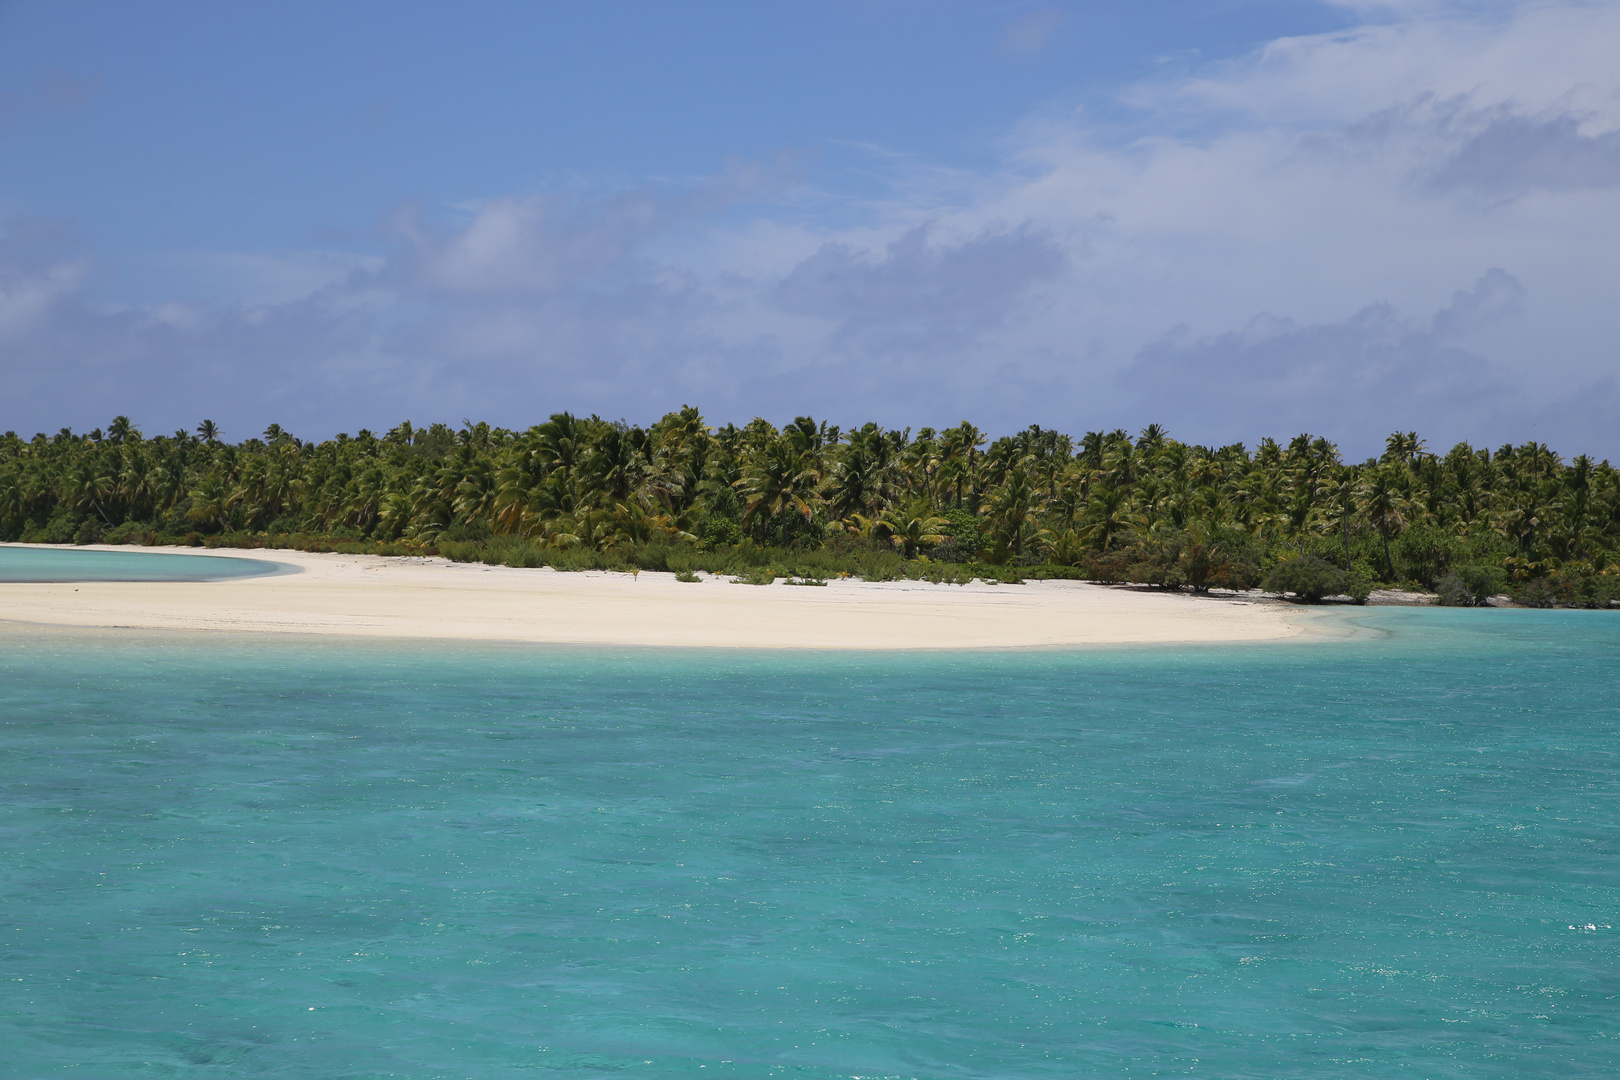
[2,0,1617,457]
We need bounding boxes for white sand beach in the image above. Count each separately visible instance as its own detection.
[0,545,1319,648]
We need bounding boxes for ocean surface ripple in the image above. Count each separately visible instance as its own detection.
[2,610,1617,1077]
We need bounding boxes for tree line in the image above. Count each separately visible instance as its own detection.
[2,411,1617,606]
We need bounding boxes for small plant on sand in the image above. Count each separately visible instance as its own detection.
[674,569,701,583]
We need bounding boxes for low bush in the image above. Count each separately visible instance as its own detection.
[1437,565,1501,607]
[101,521,156,545]
[918,563,975,585]
[438,540,481,563]
[501,543,545,569]
[1562,572,1620,609]
[965,563,1023,584]
[1515,578,1557,608]
[1265,555,1346,602]
[1511,569,1620,609]
[1025,564,1087,581]
[1344,569,1374,605]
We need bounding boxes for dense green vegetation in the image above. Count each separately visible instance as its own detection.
[3,412,1618,607]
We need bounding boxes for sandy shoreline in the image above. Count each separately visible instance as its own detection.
[0,543,1326,649]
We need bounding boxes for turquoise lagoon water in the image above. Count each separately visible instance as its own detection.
[0,544,289,582]
[2,611,1618,1077]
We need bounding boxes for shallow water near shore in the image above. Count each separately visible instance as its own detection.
[3,610,1618,1077]
[0,544,291,582]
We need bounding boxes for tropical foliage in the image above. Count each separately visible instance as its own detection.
[3,413,1618,606]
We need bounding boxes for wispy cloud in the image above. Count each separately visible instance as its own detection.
[2,1,1617,458]
[0,70,100,129]
[38,71,99,108]
[1427,108,1620,197]
[773,222,1065,345]
[1116,270,1542,452]
[999,9,1065,57]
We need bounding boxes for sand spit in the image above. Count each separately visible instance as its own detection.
[0,544,1322,649]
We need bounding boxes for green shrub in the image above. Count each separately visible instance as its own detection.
[932,509,983,563]
[1079,526,1258,592]
[965,563,1023,584]
[628,542,673,572]
[1025,565,1087,581]
[852,550,907,582]
[438,519,493,543]
[1198,525,1263,591]
[437,540,481,563]
[693,513,743,551]
[547,547,601,572]
[1344,569,1374,605]
[1520,569,1620,609]
[101,521,151,545]
[1083,550,1132,584]
[919,563,975,585]
[1564,572,1620,609]
[1515,579,1557,608]
[1437,565,1501,607]
[674,569,701,583]
[501,543,545,568]
[1265,555,1346,602]
[1394,524,1461,589]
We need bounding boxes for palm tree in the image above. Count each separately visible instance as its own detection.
[1356,468,1409,579]
[947,421,986,509]
[6,409,1620,599]
[1494,490,1558,558]
[1077,483,1137,554]
[738,437,817,546]
[1321,467,1356,570]
[879,501,948,558]
[186,474,232,532]
[1101,438,1138,489]
[534,412,584,481]
[609,500,695,547]
[120,451,159,520]
[64,458,117,524]
[987,466,1044,560]
[825,440,891,520]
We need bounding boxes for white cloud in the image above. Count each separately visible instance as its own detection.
[0,218,86,340]
[0,256,83,339]
[2,0,1617,458]
[405,193,650,294]
[135,249,384,307]
[1154,2,1620,128]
